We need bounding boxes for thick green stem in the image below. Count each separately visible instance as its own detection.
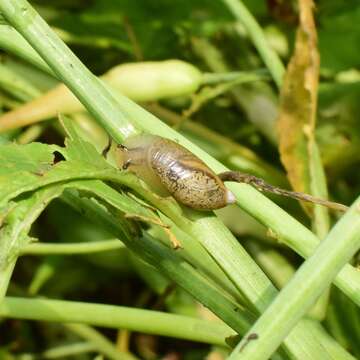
[229,196,360,360]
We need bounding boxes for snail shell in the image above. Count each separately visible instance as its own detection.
[117,134,236,210]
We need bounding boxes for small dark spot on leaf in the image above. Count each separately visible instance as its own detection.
[239,333,259,352]
[248,333,258,340]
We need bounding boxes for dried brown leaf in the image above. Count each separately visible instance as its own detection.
[277,0,320,197]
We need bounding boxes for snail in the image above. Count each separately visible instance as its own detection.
[116,134,236,210]
[116,134,348,212]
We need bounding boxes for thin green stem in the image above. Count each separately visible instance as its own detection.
[0,62,41,101]
[309,141,330,239]
[307,140,331,320]
[28,260,55,295]
[0,296,235,346]
[229,196,360,360]
[16,123,47,144]
[64,323,138,360]
[21,239,124,255]
[201,69,270,85]
[0,262,16,301]
[221,0,285,88]
[42,342,96,359]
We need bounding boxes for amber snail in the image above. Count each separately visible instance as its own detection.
[116,134,348,212]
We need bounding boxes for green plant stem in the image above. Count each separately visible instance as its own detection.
[229,196,360,360]
[0,62,41,101]
[85,171,347,357]
[0,296,235,346]
[16,123,47,144]
[0,262,16,300]
[201,69,270,85]
[220,0,285,88]
[325,288,360,359]
[64,323,138,360]
[0,25,53,75]
[307,141,331,321]
[21,239,124,255]
[309,141,330,239]
[42,342,96,359]
[28,260,55,295]
[244,240,295,289]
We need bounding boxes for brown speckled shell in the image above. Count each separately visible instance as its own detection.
[120,134,229,210]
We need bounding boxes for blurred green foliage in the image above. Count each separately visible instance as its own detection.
[1,0,359,359]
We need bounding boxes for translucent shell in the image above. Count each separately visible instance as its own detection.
[117,134,235,210]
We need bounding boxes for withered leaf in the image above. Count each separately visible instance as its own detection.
[277,0,320,199]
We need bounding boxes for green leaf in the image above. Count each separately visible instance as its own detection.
[59,114,110,167]
[318,1,360,71]
[0,185,65,299]
[0,142,55,175]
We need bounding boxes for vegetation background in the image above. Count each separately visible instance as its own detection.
[0,0,359,359]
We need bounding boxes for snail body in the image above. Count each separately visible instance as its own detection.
[117,134,236,210]
[117,134,348,213]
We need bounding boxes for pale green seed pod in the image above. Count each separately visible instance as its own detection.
[103,59,202,102]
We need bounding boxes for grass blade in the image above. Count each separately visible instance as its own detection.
[0,296,236,346]
[229,197,360,360]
